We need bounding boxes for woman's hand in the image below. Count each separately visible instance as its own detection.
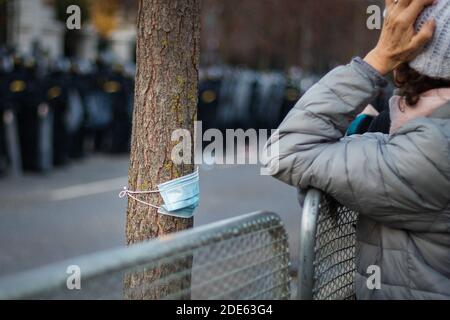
[364,0,436,75]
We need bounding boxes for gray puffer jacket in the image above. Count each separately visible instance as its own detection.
[264,57,450,300]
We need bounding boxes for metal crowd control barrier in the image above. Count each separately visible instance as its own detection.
[0,211,291,300]
[298,189,358,300]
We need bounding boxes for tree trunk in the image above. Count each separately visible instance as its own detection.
[124,0,200,299]
[126,0,200,244]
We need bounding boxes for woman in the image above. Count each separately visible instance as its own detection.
[264,0,450,299]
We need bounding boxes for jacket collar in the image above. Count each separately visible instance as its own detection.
[430,101,450,119]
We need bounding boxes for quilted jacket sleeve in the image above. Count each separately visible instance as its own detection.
[263,58,450,232]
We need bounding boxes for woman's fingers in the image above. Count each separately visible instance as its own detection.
[403,0,436,24]
[397,0,413,9]
[365,0,437,74]
[410,19,436,51]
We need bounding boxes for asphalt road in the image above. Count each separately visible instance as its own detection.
[0,155,300,277]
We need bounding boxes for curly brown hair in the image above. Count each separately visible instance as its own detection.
[394,63,450,106]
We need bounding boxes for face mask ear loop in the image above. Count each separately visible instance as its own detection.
[119,187,161,210]
[119,169,200,210]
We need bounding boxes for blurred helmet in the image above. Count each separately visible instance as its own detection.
[112,62,124,74]
[77,59,94,75]
[50,57,71,73]
[23,56,36,70]
[123,63,136,78]
[0,53,13,73]
[12,53,24,69]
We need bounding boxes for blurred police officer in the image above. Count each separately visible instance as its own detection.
[44,58,72,166]
[0,49,10,175]
[198,68,222,131]
[6,54,49,172]
[108,63,134,154]
[83,57,114,152]
[66,59,88,159]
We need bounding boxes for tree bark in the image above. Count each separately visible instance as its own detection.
[124,0,200,299]
[126,0,200,243]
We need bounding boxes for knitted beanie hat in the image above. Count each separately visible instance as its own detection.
[409,0,450,79]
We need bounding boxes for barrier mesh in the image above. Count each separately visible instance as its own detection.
[312,194,358,300]
[3,212,291,300]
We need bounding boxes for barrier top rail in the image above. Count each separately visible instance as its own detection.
[0,211,291,300]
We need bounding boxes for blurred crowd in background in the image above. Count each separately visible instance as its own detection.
[0,49,134,176]
[0,46,323,177]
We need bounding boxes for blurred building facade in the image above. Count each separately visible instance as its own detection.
[1,0,384,70]
[1,0,137,62]
[3,0,64,57]
[200,0,385,72]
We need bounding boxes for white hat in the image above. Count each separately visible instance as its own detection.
[409,0,450,79]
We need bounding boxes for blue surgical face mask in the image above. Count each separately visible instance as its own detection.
[119,169,200,219]
[157,170,199,218]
